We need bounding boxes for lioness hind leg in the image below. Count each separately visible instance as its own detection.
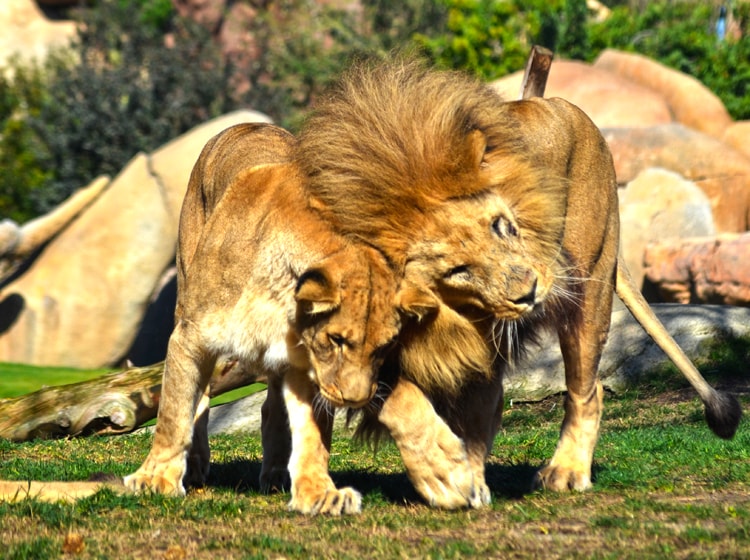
[260,375,292,493]
[284,370,361,515]
[124,324,212,496]
[378,379,480,509]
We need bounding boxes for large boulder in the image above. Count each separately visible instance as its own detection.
[0,0,76,68]
[594,49,732,138]
[643,233,750,306]
[0,110,271,368]
[618,167,715,288]
[491,59,672,129]
[506,304,750,399]
[722,121,750,161]
[603,124,750,233]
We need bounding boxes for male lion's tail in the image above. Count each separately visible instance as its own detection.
[615,256,742,439]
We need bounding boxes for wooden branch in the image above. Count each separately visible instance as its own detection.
[519,45,553,100]
[0,358,265,442]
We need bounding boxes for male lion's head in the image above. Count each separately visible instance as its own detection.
[296,56,585,392]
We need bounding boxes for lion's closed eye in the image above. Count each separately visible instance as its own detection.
[491,215,518,239]
[327,333,347,348]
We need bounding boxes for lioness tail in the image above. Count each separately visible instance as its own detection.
[615,256,741,440]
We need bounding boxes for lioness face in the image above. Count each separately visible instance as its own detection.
[405,162,569,322]
[294,246,400,408]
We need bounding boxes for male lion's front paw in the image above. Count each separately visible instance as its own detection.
[288,486,362,515]
[400,420,487,509]
[123,462,186,496]
[533,464,592,492]
[259,466,291,494]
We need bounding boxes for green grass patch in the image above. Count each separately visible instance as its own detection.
[0,363,110,398]
[1,387,748,558]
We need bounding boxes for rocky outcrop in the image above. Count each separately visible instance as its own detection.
[594,49,733,138]
[603,124,750,233]
[643,233,750,306]
[722,121,750,161]
[492,59,673,128]
[0,110,272,368]
[506,304,750,399]
[0,1,76,69]
[618,168,715,288]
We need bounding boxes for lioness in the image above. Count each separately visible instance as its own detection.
[122,122,449,515]
[296,58,742,505]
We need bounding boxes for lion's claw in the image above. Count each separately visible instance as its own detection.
[288,487,362,515]
[534,464,592,492]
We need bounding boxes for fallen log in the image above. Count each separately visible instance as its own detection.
[0,358,264,442]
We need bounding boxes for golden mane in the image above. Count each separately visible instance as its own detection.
[296,57,543,263]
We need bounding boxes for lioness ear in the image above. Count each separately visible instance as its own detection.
[397,281,440,322]
[295,268,341,315]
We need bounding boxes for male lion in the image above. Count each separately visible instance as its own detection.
[296,58,742,505]
[121,122,456,515]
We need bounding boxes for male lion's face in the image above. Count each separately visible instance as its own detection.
[293,246,402,408]
[404,163,568,322]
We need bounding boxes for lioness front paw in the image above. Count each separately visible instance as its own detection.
[288,486,362,515]
[533,464,592,492]
[123,461,186,496]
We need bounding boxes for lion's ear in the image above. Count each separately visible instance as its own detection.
[467,128,488,170]
[396,281,440,322]
[295,268,341,315]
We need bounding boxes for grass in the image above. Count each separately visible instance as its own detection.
[0,380,748,558]
[0,363,110,399]
[0,362,263,408]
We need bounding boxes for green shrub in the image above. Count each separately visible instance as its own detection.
[588,1,750,120]
[0,0,232,220]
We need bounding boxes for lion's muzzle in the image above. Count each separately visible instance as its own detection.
[319,381,378,409]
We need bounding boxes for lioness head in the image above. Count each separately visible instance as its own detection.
[293,244,437,408]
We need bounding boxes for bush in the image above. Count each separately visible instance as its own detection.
[1,0,232,221]
[588,1,750,120]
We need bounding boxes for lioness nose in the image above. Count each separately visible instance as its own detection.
[511,277,537,306]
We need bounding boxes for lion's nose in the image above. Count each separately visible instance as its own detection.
[511,277,537,307]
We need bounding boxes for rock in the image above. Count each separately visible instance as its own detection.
[618,168,715,288]
[492,59,673,129]
[0,1,76,68]
[207,304,750,431]
[506,304,750,400]
[603,124,750,233]
[207,391,351,436]
[594,49,732,138]
[643,233,750,306]
[0,110,272,368]
[722,121,750,161]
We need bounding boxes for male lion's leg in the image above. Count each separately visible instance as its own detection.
[535,275,613,492]
[448,372,504,507]
[260,374,292,493]
[378,379,481,509]
[283,370,361,515]
[184,389,211,488]
[124,323,212,496]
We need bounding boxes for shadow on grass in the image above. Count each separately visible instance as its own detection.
[207,459,541,505]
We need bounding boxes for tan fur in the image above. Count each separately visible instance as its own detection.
[122,122,412,515]
[297,58,741,505]
[0,479,125,504]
